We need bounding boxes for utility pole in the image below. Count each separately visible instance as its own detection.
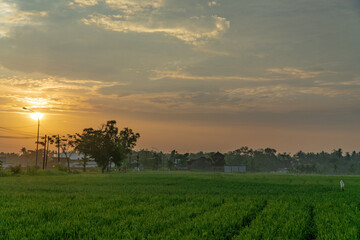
[22,107,42,168]
[162,154,165,170]
[137,153,139,170]
[45,136,50,169]
[36,117,40,167]
[43,134,47,169]
[57,134,60,164]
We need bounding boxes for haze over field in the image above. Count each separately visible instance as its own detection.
[0,0,359,153]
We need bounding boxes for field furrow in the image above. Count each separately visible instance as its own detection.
[0,173,359,239]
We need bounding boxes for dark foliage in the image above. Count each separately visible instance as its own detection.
[10,165,21,174]
[75,120,140,173]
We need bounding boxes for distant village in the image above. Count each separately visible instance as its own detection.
[2,147,360,174]
[0,150,246,173]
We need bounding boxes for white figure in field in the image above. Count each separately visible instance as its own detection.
[340,180,344,191]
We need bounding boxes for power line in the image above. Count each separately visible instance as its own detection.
[0,127,35,137]
[0,136,36,139]
[0,125,63,139]
[0,124,37,129]
[40,125,57,136]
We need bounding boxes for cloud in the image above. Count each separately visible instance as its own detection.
[69,0,164,10]
[82,13,229,45]
[208,1,217,7]
[150,69,274,81]
[105,0,165,14]
[0,0,47,37]
[69,0,100,7]
[226,83,358,101]
[267,67,334,79]
[77,0,230,45]
[314,78,360,87]
[226,86,291,98]
[0,67,119,113]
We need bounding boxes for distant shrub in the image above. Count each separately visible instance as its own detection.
[87,167,101,173]
[56,164,68,172]
[0,170,6,177]
[26,166,40,175]
[10,165,22,175]
[37,169,68,176]
[0,161,4,176]
[71,169,80,174]
[292,163,318,174]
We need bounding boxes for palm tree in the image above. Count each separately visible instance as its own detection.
[20,147,27,156]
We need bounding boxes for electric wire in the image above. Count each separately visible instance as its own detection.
[0,126,37,139]
[0,136,36,139]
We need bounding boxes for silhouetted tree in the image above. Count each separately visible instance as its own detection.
[58,134,76,172]
[75,120,140,173]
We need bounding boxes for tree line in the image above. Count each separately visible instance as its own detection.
[124,147,360,174]
[2,120,360,174]
[1,120,140,173]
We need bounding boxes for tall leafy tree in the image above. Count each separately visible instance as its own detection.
[61,135,76,171]
[75,120,140,173]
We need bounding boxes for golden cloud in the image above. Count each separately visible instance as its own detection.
[0,1,47,37]
[267,67,335,79]
[82,13,229,45]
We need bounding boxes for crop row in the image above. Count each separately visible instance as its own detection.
[1,173,360,239]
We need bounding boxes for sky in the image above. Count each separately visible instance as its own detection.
[0,0,359,154]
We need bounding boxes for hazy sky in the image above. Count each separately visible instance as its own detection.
[0,0,360,154]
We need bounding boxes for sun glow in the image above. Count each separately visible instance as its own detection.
[30,112,44,120]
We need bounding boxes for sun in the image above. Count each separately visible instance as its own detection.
[30,112,44,120]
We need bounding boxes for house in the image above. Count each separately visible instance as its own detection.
[53,153,98,169]
[169,157,181,165]
[187,157,213,171]
[224,165,246,173]
[277,168,289,173]
[0,155,6,163]
[1,163,12,169]
[188,152,227,172]
[128,160,144,170]
[0,155,10,168]
[212,152,225,172]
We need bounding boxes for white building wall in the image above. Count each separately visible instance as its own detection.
[224,166,246,173]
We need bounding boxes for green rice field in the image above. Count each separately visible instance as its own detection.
[0,171,359,239]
